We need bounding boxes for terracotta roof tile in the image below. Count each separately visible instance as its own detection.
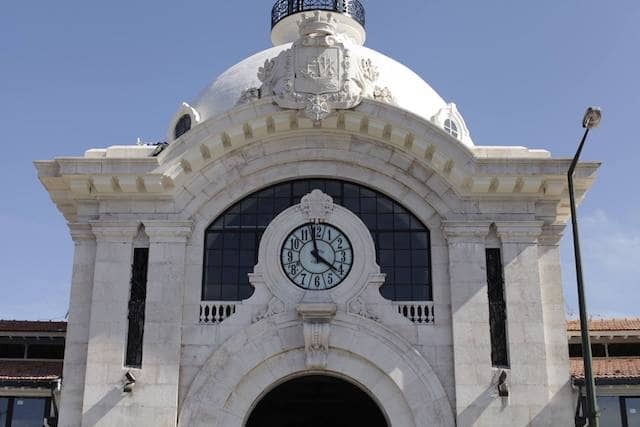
[571,358,640,381]
[0,320,67,333]
[0,360,63,381]
[567,318,640,332]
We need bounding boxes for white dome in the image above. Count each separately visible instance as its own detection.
[189,42,474,146]
[194,45,444,121]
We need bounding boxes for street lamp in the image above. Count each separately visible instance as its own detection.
[569,106,602,427]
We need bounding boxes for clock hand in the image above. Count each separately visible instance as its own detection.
[312,251,339,273]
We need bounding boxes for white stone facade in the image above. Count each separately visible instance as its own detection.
[35,8,600,427]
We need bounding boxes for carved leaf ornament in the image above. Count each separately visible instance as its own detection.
[237,12,394,121]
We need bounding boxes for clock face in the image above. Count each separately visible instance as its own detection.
[281,223,353,290]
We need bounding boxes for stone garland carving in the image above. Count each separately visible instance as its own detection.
[298,189,334,223]
[252,296,285,323]
[348,297,380,322]
[236,12,394,120]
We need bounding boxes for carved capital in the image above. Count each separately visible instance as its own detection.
[143,221,193,244]
[298,190,334,223]
[441,221,491,244]
[90,221,140,243]
[68,223,95,243]
[538,225,566,246]
[495,221,544,244]
[297,303,337,370]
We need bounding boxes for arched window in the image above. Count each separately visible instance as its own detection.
[444,118,459,139]
[174,114,192,139]
[202,179,432,302]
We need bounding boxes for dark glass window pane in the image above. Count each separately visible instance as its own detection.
[626,397,640,427]
[568,343,582,358]
[591,344,606,357]
[26,344,64,360]
[0,397,8,427]
[608,343,640,357]
[11,398,46,427]
[202,179,432,302]
[596,397,622,427]
[0,343,25,358]
[174,114,191,139]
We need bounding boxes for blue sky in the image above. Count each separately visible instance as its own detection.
[1,1,638,320]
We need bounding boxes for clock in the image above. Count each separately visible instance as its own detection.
[281,223,353,290]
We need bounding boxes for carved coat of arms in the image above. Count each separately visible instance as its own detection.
[237,12,394,121]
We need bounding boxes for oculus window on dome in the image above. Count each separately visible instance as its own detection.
[202,179,432,302]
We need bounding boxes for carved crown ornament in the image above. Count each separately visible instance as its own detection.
[237,11,394,121]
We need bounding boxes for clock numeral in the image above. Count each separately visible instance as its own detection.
[314,275,321,288]
[341,251,346,262]
[290,264,298,275]
[327,229,332,241]
[326,272,334,285]
[338,264,344,275]
[301,229,309,242]
[299,273,307,285]
[336,237,343,249]
[287,251,293,262]
[292,238,301,250]
[315,225,323,238]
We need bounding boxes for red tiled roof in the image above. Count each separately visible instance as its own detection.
[567,318,640,332]
[571,358,640,382]
[0,360,63,382]
[0,320,67,333]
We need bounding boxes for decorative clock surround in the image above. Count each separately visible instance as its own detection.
[247,189,384,309]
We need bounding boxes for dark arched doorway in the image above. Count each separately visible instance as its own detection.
[245,375,388,427]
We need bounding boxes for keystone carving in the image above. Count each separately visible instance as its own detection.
[348,297,380,322]
[297,303,337,369]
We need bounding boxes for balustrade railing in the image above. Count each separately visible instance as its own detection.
[200,302,237,324]
[393,302,435,324]
[271,0,366,29]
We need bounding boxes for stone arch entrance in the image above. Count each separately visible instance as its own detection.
[245,375,388,427]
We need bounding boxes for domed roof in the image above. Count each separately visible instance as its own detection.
[180,9,474,146]
[192,43,448,126]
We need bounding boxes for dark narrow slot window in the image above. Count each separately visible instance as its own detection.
[486,248,509,367]
[125,248,149,368]
[568,343,582,358]
[591,343,607,357]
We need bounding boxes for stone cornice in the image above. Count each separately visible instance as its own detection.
[495,221,544,244]
[538,225,566,246]
[35,100,600,226]
[441,221,492,243]
[143,221,193,243]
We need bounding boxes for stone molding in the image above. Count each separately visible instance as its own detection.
[178,316,455,427]
[143,220,193,243]
[89,222,140,242]
[538,224,566,246]
[68,223,95,242]
[441,221,492,243]
[35,100,600,225]
[495,221,544,244]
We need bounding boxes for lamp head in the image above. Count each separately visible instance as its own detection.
[582,107,602,129]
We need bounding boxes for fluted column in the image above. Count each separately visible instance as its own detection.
[442,221,492,423]
[58,224,96,427]
[81,222,139,427]
[140,221,192,426]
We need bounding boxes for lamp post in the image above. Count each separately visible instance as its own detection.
[568,106,602,427]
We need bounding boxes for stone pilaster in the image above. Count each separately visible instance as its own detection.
[58,224,96,427]
[537,225,574,424]
[81,222,139,427]
[494,221,551,417]
[140,221,192,426]
[442,221,492,424]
